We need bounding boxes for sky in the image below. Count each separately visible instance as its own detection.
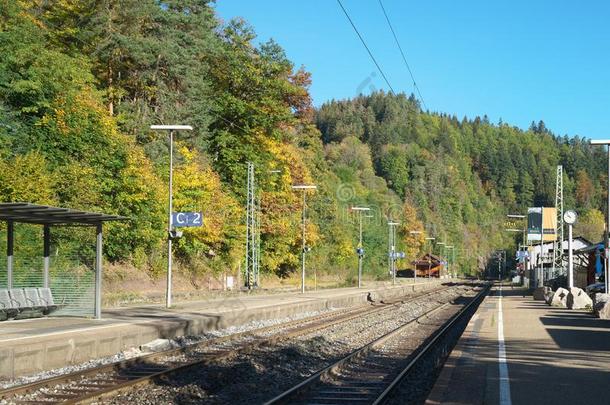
[214,1,610,140]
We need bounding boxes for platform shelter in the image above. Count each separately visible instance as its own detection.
[0,203,126,319]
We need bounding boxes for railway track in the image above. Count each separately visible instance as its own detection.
[0,284,457,405]
[264,283,490,405]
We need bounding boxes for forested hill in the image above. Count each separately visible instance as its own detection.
[316,94,608,252]
[0,1,606,282]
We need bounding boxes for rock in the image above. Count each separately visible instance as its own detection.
[566,287,593,310]
[533,286,551,301]
[122,347,142,359]
[593,293,610,318]
[549,287,569,307]
[140,338,178,353]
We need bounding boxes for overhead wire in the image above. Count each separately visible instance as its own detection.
[377,0,428,111]
[336,0,396,95]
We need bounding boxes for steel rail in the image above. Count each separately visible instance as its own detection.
[372,283,490,404]
[1,285,454,404]
[264,283,489,405]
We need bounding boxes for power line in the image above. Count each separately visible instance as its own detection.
[378,0,428,111]
[336,0,396,95]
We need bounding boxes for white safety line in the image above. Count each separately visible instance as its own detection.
[498,286,512,405]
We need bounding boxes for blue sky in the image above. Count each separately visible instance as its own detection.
[214,1,610,139]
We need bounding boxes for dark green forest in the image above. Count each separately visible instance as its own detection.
[0,1,606,286]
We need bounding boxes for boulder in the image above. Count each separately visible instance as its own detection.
[549,287,569,307]
[593,293,610,319]
[566,287,593,310]
[533,286,551,301]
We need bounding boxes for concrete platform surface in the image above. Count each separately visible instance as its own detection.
[0,279,443,380]
[427,285,610,405]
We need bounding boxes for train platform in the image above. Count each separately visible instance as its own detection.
[0,279,443,380]
[427,285,610,405]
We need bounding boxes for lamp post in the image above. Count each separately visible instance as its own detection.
[351,207,370,288]
[590,140,610,295]
[446,245,455,278]
[507,213,527,285]
[437,242,446,278]
[150,124,193,309]
[425,237,435,279]
[292,185,317,293]
[388,220,400,285]
[409,230,423,280]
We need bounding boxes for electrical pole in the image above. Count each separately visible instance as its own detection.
[552,165,564,279]
[245,162,256,289]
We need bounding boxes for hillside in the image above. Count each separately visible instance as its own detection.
[0,1,606,289]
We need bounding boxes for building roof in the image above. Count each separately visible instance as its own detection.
[411,253,445,267]
[0,202,127,225]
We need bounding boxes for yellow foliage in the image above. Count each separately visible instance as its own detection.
[0,152,57,204]
[173,145,243,267]
[400,200,425,261]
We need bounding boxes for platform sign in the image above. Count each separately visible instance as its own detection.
[527,207,557,242]
[172,212,203,227]
[516,250,529,262]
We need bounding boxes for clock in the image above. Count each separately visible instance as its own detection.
[563,210,577,225]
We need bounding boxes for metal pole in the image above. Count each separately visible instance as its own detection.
[166,130,174,309]
[607,147,610,295]
[443,246,451,277]
[301,190,306,294]
[95,223,103,319]
[245,164,250,289]
[405,237,417,282]
[43,224,50,288]
[388,223,392,281]
[7,221,13,289]
[428,241,432,279]
[539,215,544,288]
[358,211,363,288]
[453,248,457,278]
[392,225,396,284]
[568,224,574,288]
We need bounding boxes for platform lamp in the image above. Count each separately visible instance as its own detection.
[292,185,317,293]
[446,245,455,278]
[150,124,193,309]
[388,220,400,285]
[351,207,371,288]
[425,237,436,279]
[590,139,610,295]
[409,231,423,280]
[436,242,446,277]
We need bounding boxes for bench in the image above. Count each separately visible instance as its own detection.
[0,289,19,321]
[0,288,62,320]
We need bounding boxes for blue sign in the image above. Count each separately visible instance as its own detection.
[172,212,203,227]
